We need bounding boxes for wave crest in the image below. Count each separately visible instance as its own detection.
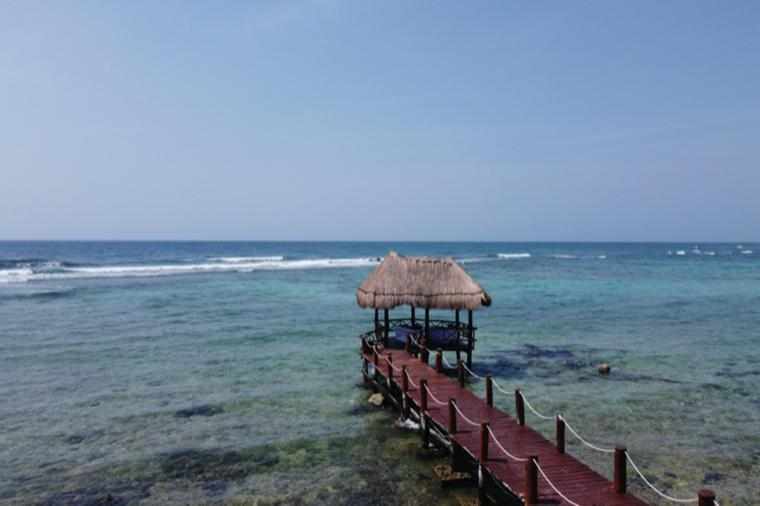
[497,253,531,259]
[0,257,380,283]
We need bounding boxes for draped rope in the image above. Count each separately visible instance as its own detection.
[534,458,583,506]
[452,400,481,427]
[519,391,553,421]
[559,415,615,454]
[486,426,529,462]
[424,383,448,407]
[626,452,699,503]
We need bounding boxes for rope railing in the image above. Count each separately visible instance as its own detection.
[626,452,699,503]
[451,400,481,427]
[486,425,530,462]
[385,357,403,374]
[559,415,615,454]
[406,372,419,389]
[491,377,512,396]
[534,458,584,506]
[519,390,553,421]
[461,360,485,379]
[424,383,448,407]
[369,337,718,505]
[441,353,457,369]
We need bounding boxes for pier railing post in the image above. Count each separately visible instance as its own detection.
[698,489,716,506]
[614,446,627,494]
[556,416,566,454]
[525,456,538,505]
[448,399,457,434]
[373,350,379,381]
[480,422,489,462]
[515,389,525,426]
[420,379,428,412]
[485,375,493,407]
[458,360,465,387]
[401,366,408,393]
[435,350,443,373]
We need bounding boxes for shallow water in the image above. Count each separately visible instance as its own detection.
[0,242,758,505]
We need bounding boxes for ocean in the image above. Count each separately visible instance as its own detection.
[0,241,757,505]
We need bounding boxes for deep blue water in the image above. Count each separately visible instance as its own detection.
[0,241,758,505]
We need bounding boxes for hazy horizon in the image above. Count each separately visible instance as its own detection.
[2,1,759,242]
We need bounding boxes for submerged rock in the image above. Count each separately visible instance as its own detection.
[174,404,224,418]
[368,393,384,407]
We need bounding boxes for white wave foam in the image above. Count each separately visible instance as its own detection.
[675,250,686,256]
[741,250,753,255]
[497,253,531,259]
[597,255,607,259]
[208,256,285,263]
[0,268,35,283]
[0,257,380,283]
[551,254,577,259]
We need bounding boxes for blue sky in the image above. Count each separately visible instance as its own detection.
[1,1,758,241]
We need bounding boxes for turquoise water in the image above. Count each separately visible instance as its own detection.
[0,242,758,505]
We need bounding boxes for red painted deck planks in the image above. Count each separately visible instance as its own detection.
[365,348,649,506]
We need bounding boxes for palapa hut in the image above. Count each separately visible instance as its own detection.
[357,251,491,367]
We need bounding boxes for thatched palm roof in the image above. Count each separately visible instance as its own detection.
[356,251,492,310]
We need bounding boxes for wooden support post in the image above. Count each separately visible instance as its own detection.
[401,366,408,393]
[458,360,465,387]
[614,446,627,494]
[467,310,474,369]
[525,457,538,505]
[455,310,461,363]
[448,399,457,434]
[556,416,566,454]
[386,354,393,385]
[424,308,430,344]
[373,350,379,381]
[515,389,525,426]
[362,357,369,385]
[698,489,716,506]
[422,413,430,448]
[480,422,489,462]
[411,306,416,326]
[374,309,379,334]
[383,308,389,346]
[485,375,493,407]
[478,465,487,505]
[435,350,443,373]
[420,379,428,412]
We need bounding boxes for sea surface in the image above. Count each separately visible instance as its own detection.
[0,241,758,506]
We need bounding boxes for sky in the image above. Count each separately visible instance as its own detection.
[1,1,759,241]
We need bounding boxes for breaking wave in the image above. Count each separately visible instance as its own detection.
[208,256,285,263]
[0,257,381,283]
[497,253,531,260]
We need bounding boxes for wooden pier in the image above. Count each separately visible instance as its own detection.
[360,340,718,506]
